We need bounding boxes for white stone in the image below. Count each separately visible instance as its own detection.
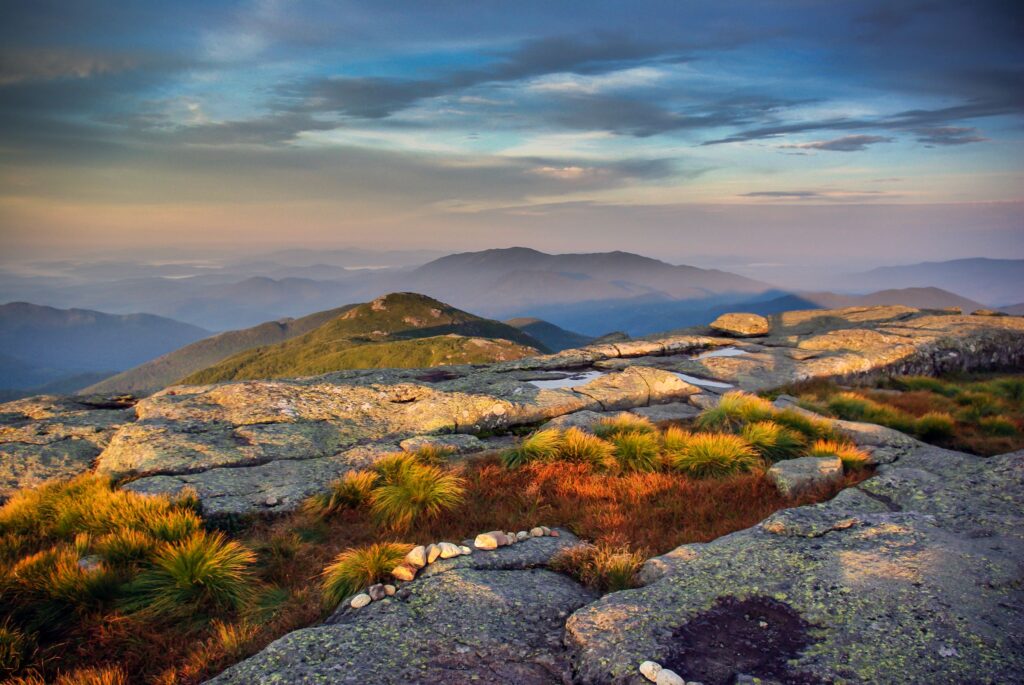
[438,542,461,559]
[474,531,507,550]
[639,660,662,682]
[384,584,396,596]
[391,564,417,582]
[540,526,551,535]
[405,545,427,569]
[459,545,472,555]
[530,527,545,537]
[655,668,685,685]
[516,531,529,541]
[426,543,441,563]
[350,593,371,609]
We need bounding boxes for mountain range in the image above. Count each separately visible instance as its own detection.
[3,250,1020,336]
[846,258,1024,306]
[0,302,209,396]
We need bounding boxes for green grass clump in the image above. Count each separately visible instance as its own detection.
[660,426,691,462]
[321,542,412,607]
[741,421,806,462]
[502,429,562,467]
[694,392,775,432]
[123,531,255,619]
[558,428,616,469]
[94,529,159,569]
[305,469,378,517]
[978,415,1018,436]
[891,376,960,397]
[825,392,915,433]
[5,548,120,634]
[407,444,456,466]
[0,621,28,675]
[369,458,465,532]
[914,412,956,441]
[609,431,661,472]
[985,378,1024,404]
[955,390,1003,420]
[669,433,761,478]
[806,439,870,471]
[774,407,839,441]
[593,413,656,439]
[550,543,644,593]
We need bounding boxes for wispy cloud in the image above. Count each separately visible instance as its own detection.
[779,134,892,152]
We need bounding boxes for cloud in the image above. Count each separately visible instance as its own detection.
[0,48,177,86]
[779,134,892,152]
[289,33,686,119]
[740,190,892,201]
[703,98,1015,146]
[912,126,988,146]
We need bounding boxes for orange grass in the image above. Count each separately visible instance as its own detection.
[7,453,868,684]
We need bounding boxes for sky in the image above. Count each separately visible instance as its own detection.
[0,0,1022,272]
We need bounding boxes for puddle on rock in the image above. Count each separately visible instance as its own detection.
[527,370,606,389]
[693,346,749,361]
[674,372,733,389]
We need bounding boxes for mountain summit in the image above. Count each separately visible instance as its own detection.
[181,293,545,384]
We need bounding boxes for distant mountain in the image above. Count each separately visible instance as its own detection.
[847,259,1024,306]
[0,302,209,392]
[383,248,775,335]
[1002,303,1024,316]
[795,287,986,312]
[504,318,594,352]
[181,293,546,384]
[83,304,360,396]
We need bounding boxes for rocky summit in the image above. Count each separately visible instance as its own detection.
[1,305,1023,683]
[2,306,1022,510]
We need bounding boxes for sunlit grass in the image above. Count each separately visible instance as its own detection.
[593,412,657,439]
[669,433,762,478]
[321,542,412,607]
[806,439,870,471]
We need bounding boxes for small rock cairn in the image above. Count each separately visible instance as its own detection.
[347,525,560,610]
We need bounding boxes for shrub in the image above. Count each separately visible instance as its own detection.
[694,392,775,432]
[369,461,465,532]
[124,531,255,618]
[550,543,645,593]
[978,415,1018,436]
[806,439,870,471]
[741,421,806,462]
[321,542,412,607]
[913,411,956,441]
[94,529,159,569]
[502,429,562,467]
[609,431,661,472]
[305,469,377,516]
[558,428,616,469]
[593,413,656,439]
[670,433,761,478]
